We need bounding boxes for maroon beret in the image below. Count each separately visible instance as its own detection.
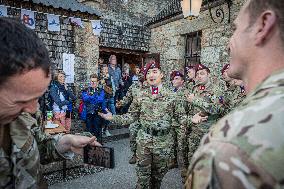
[144,60,161,78]
[195,64,210,73]
[170,70,184,80]
[185,65,195,72]
[221,64,230,74]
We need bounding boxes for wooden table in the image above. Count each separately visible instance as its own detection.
[44,122,68,135]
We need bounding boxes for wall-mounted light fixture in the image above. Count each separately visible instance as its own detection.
[181,0,232,23]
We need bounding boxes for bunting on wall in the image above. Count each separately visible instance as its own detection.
[21,9,35,29]
[47,14,60,31]
[69,17,84,28]
[91,20,102,36]
[0,5,7,17]
[0,4,92,32]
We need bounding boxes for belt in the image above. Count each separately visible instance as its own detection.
[144,128,169,137]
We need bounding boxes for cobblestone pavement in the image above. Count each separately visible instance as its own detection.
[50,139,183,189]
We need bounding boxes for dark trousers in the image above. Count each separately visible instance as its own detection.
[86,113,103,143]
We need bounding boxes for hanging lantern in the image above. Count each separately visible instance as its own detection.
[181,0,203,19]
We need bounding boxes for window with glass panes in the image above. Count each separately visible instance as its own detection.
[184,31,202,67]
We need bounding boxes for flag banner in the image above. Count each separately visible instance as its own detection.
[0,5,7,17]
[91,20,102,36]
[69,17,84,28]
[47,14,60,31]
[21,9,35,29]
[63,53,75,83]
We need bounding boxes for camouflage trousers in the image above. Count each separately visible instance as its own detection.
[172,129,189,182]
[129,122,140,155]
[187,122,212,164]
[136,130,174,189]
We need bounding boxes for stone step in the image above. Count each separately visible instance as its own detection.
[107,123,129,130]
[102,127,130,143]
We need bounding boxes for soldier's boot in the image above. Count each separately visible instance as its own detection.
[129,154,137,164]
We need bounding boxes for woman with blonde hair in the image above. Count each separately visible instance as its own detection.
[50,70,76,131]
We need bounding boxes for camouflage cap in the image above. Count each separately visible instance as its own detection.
[170,70,184,80]
[195,64,210,73]
[221,64,230,75]
[144,60,161,78]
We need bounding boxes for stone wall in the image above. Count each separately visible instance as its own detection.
[2,0,100,91]
[74,22,100,90]
[80,0,172,25]
[100,19,150,51]
[149,0,245,80]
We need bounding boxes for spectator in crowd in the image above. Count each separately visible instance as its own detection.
[120,63,132,109]
[100,64,116,136]
[121,63,132,95]
[50,70,76,132]
[82,74,107,142]
[131,65,141,83]
[108,54,123,101]
[185,0,284,188]
[0,17,100,188]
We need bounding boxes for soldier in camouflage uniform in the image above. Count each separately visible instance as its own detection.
[169,70,190,181]
[0,17,100,188]
[220,64,246,116]
[186,64,224,164]
[185,0,284,188]
[100,60,188,189]
[184,66,196,92]
[116,72,146,164]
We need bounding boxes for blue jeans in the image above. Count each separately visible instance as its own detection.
[105,97,116,115]
[105,97,116,128]
[86,113,103,143]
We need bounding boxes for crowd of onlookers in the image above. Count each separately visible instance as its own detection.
[40,54,142,143]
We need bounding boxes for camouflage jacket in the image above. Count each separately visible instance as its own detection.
[119,82,143,107]
[185,69,284,189]
[184,80,195,93]
[190,82,224,119]
[112,84,187,140]
[222,83,246,115]
[0,113,69,189]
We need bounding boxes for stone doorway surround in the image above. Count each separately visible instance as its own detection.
[99,47,145,73]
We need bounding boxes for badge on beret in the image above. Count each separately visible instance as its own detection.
[144,60,161,78]
[196,64,210,73]
[170,70,184,80]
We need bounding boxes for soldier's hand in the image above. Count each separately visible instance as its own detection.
[191,112,208,124]
[186,93,195,103]
[57,135,102,156]
[98,109,113,121]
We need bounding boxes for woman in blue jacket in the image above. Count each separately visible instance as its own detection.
[82,74,107,142]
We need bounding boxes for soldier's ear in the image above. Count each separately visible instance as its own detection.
[160,72,164,79]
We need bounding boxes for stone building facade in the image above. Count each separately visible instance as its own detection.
[146,0,245,81]
[0,0,101,91]
[79,0,172,73]
[79,0,172,25]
